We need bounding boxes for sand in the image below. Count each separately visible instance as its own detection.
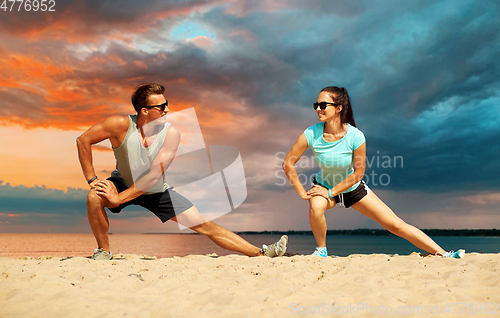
[1,253,499,318]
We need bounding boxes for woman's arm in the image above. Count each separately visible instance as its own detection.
[330,142,366,196]
[282,133,312,200]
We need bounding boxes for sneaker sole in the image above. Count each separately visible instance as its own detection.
[312,253,328,258]
[92,255,113,260]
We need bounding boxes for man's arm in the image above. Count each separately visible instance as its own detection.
[94,125,181,205]
[76,115,129,188]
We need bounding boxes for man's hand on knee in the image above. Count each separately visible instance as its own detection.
[94,180,121,207]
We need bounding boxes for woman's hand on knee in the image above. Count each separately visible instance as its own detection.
[307,185,329,199]
[300,193,313,200]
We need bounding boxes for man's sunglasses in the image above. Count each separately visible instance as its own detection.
[143,101,168,112]
[313,102,341,110]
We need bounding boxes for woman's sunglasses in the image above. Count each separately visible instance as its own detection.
[313,102,341,110]
[143,101,168,112]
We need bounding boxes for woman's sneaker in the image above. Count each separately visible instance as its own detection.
[261,235,288,257]
[440,249,465,259]
[312,247,328,257]
[92,248,113,260]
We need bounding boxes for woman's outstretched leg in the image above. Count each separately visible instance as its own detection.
[351,191,446,255]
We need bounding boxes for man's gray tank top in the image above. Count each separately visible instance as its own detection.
[111,115,170,194]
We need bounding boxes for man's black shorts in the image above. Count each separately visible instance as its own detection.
[106,177,193,223]
[312,178,371,208]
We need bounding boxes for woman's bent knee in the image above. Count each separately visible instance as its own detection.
[309,197,329,216]
[309,196,327,209]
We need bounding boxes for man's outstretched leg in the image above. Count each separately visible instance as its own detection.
[172,206,288,257]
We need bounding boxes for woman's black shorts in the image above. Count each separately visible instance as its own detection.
[312,178,371,208]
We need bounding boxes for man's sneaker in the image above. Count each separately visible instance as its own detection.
[92,248,113,260]
[440,249,465,259]
[261,235,288,257]
[312,247,328,258]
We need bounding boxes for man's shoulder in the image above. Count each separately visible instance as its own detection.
[103,115,131,131]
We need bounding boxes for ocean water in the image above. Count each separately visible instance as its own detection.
[0,233,498,259]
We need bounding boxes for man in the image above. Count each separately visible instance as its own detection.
[77,83,288,260]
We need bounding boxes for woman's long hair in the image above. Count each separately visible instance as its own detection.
[320,86,356,127]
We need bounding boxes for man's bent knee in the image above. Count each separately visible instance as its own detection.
[87,189,101,205]
[87,188,118,209]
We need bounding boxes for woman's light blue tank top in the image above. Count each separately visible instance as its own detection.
[304,123,365,193]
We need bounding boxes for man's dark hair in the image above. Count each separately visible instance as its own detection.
[131,83,165,113]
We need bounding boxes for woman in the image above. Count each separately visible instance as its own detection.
[282,86,464,258]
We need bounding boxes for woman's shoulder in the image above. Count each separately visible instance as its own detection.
[347,124,366,148]
[304,122,324,145]
[305,122,324,133]
[347,123,364,135]
[305,122,324,137]
[307,122,323,129]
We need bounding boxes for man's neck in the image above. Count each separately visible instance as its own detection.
[136,114,161,142]
[136,113,147,128]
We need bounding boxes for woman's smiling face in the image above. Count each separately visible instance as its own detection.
[315,91,341,122]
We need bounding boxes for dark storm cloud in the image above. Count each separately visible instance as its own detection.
[346,2,500,192]
[209,1,500,193]
[3,0,499,234]
[355,6,500,116]
[0,181,86,215]
[1,0,499,195]
[0,182,151,226]
[191,1,500,193]
[0,0,217,40]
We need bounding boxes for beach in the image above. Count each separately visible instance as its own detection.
[1,252,499,318]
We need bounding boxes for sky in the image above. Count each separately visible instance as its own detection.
[0,0,499,233]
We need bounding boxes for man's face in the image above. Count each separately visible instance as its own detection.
[144,94,169,123]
